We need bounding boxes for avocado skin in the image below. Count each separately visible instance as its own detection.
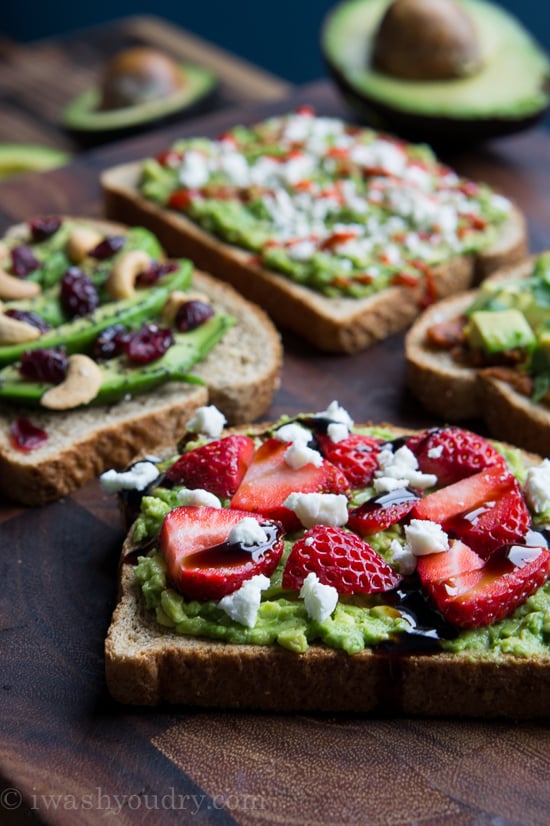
[322,0,550,144]
[63,63,217,147]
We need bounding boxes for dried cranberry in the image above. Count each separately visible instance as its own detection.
[175,300,215,332]
[126,323,173,364]
[60,267,99,317]
[135,261,179,287]
[19,348,68,384]
[28,216,62,243]
[10,417,48,452]
[88,236,126,260]
[5,308,51,333]
[91,324,132,360]
[11,245,40,277]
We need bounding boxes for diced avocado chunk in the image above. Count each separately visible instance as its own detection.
[465,309,536,354]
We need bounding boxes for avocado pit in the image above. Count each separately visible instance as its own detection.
[99,47,186,111]
[372,0,483,81]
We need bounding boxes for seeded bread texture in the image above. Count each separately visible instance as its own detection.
[101,161,528,354]
[0,231,282,505]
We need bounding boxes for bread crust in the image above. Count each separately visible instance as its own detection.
[0,221,282,505]
[101,162,527,354]
[405,256,550,453]
[104,421,550,717]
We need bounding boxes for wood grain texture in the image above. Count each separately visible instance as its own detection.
[2,77,550,826]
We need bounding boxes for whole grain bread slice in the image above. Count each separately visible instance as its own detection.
[405,256,550,454]
[0,222,282,505]
[104,424,550,718]
[101,161,527,354]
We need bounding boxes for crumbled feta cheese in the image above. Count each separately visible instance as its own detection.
[228,517,268,546]
[284,492,349,528]
[100,461,159,493]
[389,539,417,575]
[327,421,349,443]
[299,572,338,622]
[274,422,311,444]
[525,459,550,514]
[374,445,437,493]
[177,488,222,508]
[315,400,353,427]
[217,574,271,628]
[284,441,323,470]
[427,445,443,459]
[178,150,210,188]
[404,519,449,556]
[186,405,226,438]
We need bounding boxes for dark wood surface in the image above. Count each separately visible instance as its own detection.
[2,45,550,826]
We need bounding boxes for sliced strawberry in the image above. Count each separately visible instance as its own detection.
[160,506,284,601]
[163,435,255,498]
[406,427,507,487]
[282,525,402,595]
[444,478,531,559]
[416,539,484,588]
[420,541,550,628]
[348,488,419,536]
[410,465,515,525]
[315,432,383,487]
[231,437,349,530]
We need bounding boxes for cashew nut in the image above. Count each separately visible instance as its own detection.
[105,250,152,300]
[41,354,103,410]
[0,313,41,344]
[0,241,9,261]
[161,290,211,325]
[66,227,103,264]
[0,269,41,300]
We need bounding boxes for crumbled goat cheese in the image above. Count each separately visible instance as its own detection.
[327,421,349,443]
[186,405,226,438]
[228,517,268,546]
[284,492,349,528]
[300,572,338,622]
[404,519,449,556]
[177,488,222,508]
[315,400,354,427]
[100,461,159,493]
[374,445,437,493]
[274,422,312,444]
[217,574,271,628]
[427,445,443,459]
[389,539,417,575]
[525,459,550,514]
[284,441,323,470]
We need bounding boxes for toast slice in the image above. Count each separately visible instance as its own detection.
[0,218,282,505]
[101,112,527,354]
[105,410,550,717]
[405,256,550,455]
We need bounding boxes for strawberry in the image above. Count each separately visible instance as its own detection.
[444,477,531,559]
[348,488,419,536]
[315,432,382,487]
[160,506,284,601]
[418,539,550,628]
[406,427,507,487]
[231,437,349,530]
[410,465,515,525]
[282,525,402,594]
[163,435,255,498]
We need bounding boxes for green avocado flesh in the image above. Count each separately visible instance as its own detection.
[322,0,550,129]
[0,220,233,409]
[0,144,70,180]
[130,425,550,657]
[139,112,510,300]
[63,64,216,133]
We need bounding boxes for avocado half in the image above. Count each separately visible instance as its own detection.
[0,144,70,181]
[321,0,550,142]
[63,63,217,141]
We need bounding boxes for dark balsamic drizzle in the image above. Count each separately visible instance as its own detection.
[378,578,458,654]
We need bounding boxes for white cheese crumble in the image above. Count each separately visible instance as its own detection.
[389,539,417,575]
[427,445,443,459]
[177,488,222,509]
[274,422,312,444]
[299,572,338,622]
[284,441,323,470]
[373,445,437,493]
[315,400,354,427]
[404,519,450,556]
[327,421,349,443]
[525,459,550,515]
[228,517,268,546]
[186,405,227,438]
[100,461,159,493]
[217,574,271,628]
[284,492,349,528]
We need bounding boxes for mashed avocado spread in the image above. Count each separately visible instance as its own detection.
[132,420,550,657]
[139,110,510,299]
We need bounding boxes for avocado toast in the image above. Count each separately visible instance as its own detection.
[105,401,550,716]
[101,109,527,353]
[0,216,281,505]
